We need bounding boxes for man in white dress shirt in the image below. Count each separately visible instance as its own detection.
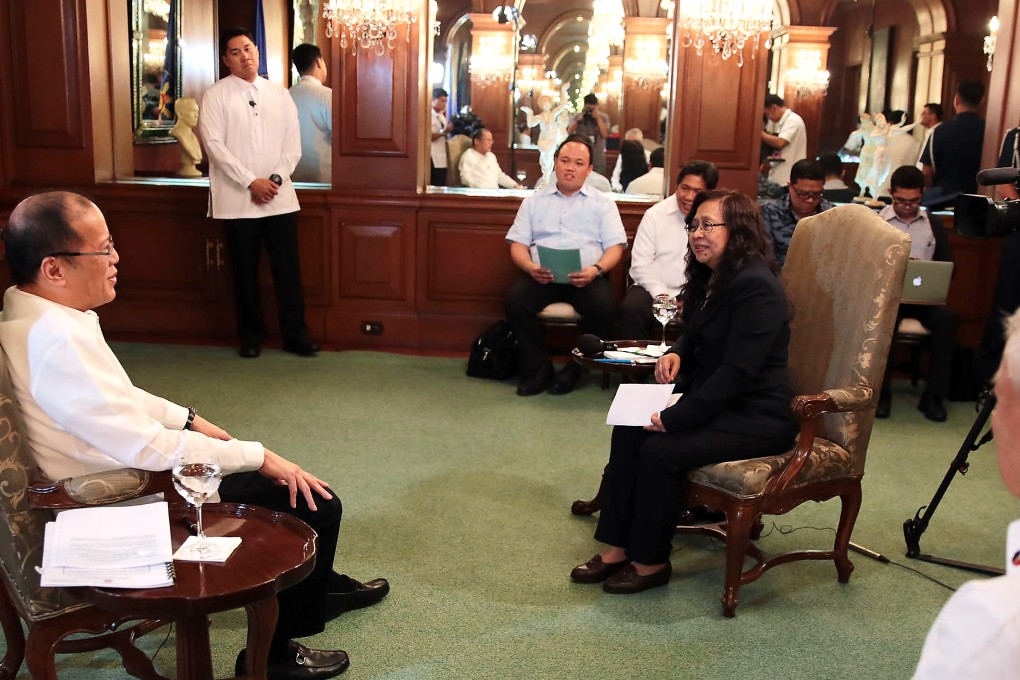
[913,307,1020,678]
[618,160,718,340]
[915,102,942,169]
[0,191,391,680]
[458,128,521,189]
[290,43,331,183]
[199,27,318,360]
[430,88,452,186]
[761,94,807,186]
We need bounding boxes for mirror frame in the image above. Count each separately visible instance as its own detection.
[130,0,183,145]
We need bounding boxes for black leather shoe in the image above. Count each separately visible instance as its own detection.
[239,343,261,359]
[323,575,390,621]
[876,392,891,419]
[918,393,947,422]
[235,641,349,679]
[603,562,671,594]
[570,554,628,584]
[517,363,554,396]
[549,361,584,395]
[283,341,321,357]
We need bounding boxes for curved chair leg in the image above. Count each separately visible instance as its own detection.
[25,622,65,680]
[571,470,606,516]
[0,584,24,679]
[720,504,758,618]
[834,483,862,583]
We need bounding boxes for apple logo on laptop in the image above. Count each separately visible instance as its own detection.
[912,276,923,287]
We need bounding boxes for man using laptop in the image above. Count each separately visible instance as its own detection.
[877,166,958,421]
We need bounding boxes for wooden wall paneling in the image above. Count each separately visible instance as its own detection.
[7,0,96,186]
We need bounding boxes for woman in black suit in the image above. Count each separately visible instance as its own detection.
[571,189,799,594]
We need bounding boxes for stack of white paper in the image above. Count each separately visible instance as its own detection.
[39,501,175,588]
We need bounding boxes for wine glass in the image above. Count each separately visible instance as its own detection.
[172,449,222,555]
[516,170,527,187]
[652,294,678,351]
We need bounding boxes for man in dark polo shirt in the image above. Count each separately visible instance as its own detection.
[919,79,985,209]
[760,159,834,268]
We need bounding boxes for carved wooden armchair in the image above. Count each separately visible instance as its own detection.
[0,384,176,679]
[677,204,911,617]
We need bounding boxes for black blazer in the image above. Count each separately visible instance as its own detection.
[660,258,799,440]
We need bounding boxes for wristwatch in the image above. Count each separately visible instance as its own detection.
[269,174,283,186]
[593,263,605,277]
[184,406,197,430]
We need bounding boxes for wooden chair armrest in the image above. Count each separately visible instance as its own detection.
[766,384,874,497]
[29,469,177,510]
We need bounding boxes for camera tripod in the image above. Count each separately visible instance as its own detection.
[902,389,1004,576]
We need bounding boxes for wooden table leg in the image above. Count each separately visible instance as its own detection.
[239,596,278,679]
[175,615,213,680]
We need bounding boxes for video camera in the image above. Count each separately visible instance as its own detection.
[954,167,1020,238]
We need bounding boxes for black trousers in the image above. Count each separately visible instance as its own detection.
[430,163,447,186]
[224,213,309,348]
[504,275,617,376]
[883,303,958,399]
[594,426,793,564]
[219,471,342,646]
[617,285,655,341]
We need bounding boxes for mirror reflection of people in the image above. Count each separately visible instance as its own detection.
[912,307,1020,678]
[458,128,521,189]
[567,94,611,175]
[199,27,318,359]
[625,147,667,197]
[761,94,807,186]
[170,97,202,178]
[520,90,570,188]
[290,43,332,183]
[617,140,649,193]
[611,128,650,192]
[570,190,798,594]
[430,88,453,185]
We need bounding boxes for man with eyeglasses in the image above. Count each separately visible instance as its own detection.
[618,160,719,340]
[0,191,390,680]
[760,159,833,268]
[877,165,957,422]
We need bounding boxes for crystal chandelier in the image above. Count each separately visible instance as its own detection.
[678,0,773,67]
[143,0,170,22]
[322,0,418,56]
[984,16,999,72]
[785,49,830,98]
[470,35,514,85]
[626,38,669,88]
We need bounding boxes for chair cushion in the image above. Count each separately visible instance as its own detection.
[687,436,855,500]
[897,317,930,337]
[538,302,582,323]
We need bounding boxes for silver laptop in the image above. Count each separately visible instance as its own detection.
[901,260,954,305]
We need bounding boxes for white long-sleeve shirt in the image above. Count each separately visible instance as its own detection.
[199,74,302,219]
[0,287,264,481]
[458,148,517,189]
[289,75,332,183]
[627,194,688,298]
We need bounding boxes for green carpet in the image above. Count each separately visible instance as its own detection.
[7,344,1013,679]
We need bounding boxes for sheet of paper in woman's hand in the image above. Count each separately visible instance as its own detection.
[606,384,677,426]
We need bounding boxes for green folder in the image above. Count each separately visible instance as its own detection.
[536,246,582,284]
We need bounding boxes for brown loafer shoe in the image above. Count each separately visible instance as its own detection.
[570,554,629,584]
[602,562,671,594]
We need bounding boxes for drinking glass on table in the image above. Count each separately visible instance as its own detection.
[172,449,222,554]
[516,170,527,187]
[652,293,678,351]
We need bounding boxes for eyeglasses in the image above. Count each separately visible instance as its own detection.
[48,238,115,258]
[891,196,922,207]
[685,219,726,234]
[791,187,824,201]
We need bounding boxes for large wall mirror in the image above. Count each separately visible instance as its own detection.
[130,0,183,143]
[430,0,673,197]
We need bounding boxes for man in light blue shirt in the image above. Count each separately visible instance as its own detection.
[505,135,628,396]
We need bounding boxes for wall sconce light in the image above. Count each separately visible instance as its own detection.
[984,16,998,72]
[785,49,830,98]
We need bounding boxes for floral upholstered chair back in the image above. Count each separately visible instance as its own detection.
[781,204,911,474]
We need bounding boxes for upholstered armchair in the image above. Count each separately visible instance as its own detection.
[0,383,175,679]
[677,204,911,617]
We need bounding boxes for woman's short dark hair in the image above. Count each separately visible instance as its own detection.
[679,189,778,319]
[619,140,648,191]
[555,134,593,165]
[3,192,92,286]
[220,27,256,56]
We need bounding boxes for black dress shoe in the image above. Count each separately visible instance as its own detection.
[322,575,390,621]
[517,363,554,396]
[235,641,349,680]
[283,341,321,357]
[570,554,629,584]
[918,393,947,422]
[603,562,671,594]
[239,343,261,359]
[875,392,891,419]
[549,361,584,395]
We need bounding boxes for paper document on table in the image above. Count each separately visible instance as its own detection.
[48,501,173,569]
[606,384,682,426]
[40,522,175,588]
[536,246,582,284]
